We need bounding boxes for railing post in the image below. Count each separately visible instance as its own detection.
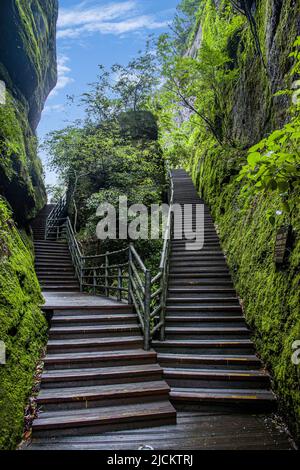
[160,267,166,341]
[93,268,97,295]
[80,257,84,292]
[105,252,109,297]
[144,269,151,351]
[128,245,133,304]
[117,267,122,302]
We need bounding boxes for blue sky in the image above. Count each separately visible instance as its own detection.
[38,0,179,185]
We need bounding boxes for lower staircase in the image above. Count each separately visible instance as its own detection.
[30,206,176,438]
[153,169,276,409]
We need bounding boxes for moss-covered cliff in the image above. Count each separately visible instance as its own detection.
[0,0,58,449]
[156,0,300,440]
[0,198,47,450]
[0,0,58,222]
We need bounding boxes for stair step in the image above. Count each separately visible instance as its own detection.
[51,314,138,326]
[49,325,141,339]
[40,279,78,285]
[165,327,250,339]
[164,368,270,389]
[170,388,276,406]
[44,349,158,370]
[41,364,163,388]
[168,288,235,293]
[36,380,170,411]
[167,297,239,304]
[47,336,143,353]
[157,353,262,370]
[165,316,245,327]
[166,305,242,313]
[32,401,176,437]
[42,286,79,292]
[153,339,254,354]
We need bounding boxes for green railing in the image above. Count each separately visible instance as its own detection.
[44,168,174,350]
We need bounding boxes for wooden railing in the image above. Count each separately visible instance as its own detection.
[44,167,174,350]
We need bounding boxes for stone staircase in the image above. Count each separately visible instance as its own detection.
[153,169,276,409]
[30,206,176,438]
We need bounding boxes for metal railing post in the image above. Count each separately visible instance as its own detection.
[105,252,109,297]
[117,267,122,302]
[128,245,133,304]
[144,269,151,351]
[93,268,97,295]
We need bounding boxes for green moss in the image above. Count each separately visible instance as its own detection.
[0,198,47,450]
[0,90,46,220]
[190,142,300,438]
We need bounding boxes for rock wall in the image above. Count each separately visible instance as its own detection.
[0,0,58,449]
[0,0,58,222]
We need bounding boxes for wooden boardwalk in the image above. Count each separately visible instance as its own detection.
[26,411,293,450]
[153,169,275,408]
[26,179,295,450]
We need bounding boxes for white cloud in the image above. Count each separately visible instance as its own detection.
[57,1,168,39]
[43,104,65,115]
[58,1,136,28]
[50,55,74,97]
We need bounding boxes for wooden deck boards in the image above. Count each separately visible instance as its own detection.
[26,411,294,450]
[42,292,125,310]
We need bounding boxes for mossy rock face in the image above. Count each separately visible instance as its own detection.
[0,0,58,129]
[0,198,47,449]
[0,0,58,222]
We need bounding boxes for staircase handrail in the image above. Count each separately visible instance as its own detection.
[43,162,173,350]
[150,163,174,341]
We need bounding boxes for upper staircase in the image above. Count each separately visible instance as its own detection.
[153,169,276,409]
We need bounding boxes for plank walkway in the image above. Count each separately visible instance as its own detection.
[153,169,276,408]
[26,411,293,450]
[29,209,176,440]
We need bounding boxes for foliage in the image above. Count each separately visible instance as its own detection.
[154,1,244,147]
[170,0,204,53]
[44,51,165,270]
[82,44,160,122]
[238,38,300,223]
[0,198,47,449]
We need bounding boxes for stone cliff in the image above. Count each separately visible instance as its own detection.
[0,0,58,222]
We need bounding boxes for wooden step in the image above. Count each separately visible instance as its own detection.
[153,339,254,354]
[36,380,171,411]
[47,336,143,353]
[165,326,250,340]
[157,353,262,370]
[166,305,242,314]
[49,324,141,339]
[170,388,276,407]
[42,285,79,292]
[51,314,138,326]
[165,316,245,327]
[32,401,176,437]
[167,297,239,304]
[41,364,163,388]
[164,368,270,389]
[44,349,158,370]
[168,287,235,294]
